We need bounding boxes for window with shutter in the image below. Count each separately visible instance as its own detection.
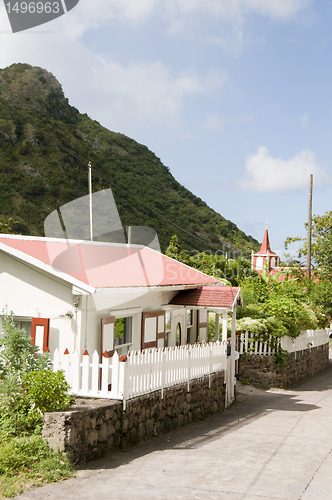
[101,316,115,358]
[31,317,50,353]
[141,311,165,350]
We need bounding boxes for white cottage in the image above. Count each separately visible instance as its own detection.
[0,234,242,404]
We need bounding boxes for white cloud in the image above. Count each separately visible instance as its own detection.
[81,60,227,134]
[242,0,310,21]
[300,112,309,129]
[12,0,308,40]
[0,22,227,137]
[203,113,223,131]
[236,146,331,192]
[164,0,309,22]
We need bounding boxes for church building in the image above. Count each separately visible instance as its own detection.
[251,224,279,274]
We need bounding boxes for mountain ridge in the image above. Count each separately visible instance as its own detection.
[0,63,259,255]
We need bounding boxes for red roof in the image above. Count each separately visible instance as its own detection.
[0,235,220,289]
[254,229,277,256]
[170,286,242,309]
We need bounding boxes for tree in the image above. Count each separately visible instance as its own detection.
[0,217,18,234]
[285,211,332,274]
[164,235,256,285]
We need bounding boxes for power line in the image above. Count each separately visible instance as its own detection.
[0,94,231,253]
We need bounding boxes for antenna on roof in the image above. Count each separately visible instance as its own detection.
[88,161,93,242]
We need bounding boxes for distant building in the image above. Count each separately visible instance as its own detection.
[251,225,279,274]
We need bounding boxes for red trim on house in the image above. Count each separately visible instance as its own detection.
[31,317,50,353]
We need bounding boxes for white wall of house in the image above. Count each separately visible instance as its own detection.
[0,252,77,354]
[79,287,196,357]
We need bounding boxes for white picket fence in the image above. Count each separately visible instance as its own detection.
[239,328,331,356]
[52,348,124,400]
[280,328,330,353]
[239,332,277,356]
[52,341,228,406]
[123,341,227,401]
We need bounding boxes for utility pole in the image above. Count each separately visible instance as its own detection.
[88,161,93,242]
[307,174,313,285]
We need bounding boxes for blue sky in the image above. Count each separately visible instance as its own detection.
[1,0,332,257]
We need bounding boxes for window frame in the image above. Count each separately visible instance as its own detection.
[31,317,50,353]
[141,311,165,350]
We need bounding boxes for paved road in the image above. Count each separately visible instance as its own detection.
[17,354,332,500]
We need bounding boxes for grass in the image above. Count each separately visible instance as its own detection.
[0,434,73,498]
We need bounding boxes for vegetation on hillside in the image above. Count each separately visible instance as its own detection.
[0,63,259,254]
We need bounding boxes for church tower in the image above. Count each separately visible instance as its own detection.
[252,223,279,274]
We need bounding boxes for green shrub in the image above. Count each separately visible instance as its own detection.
[23,370,72,413]
[0,313,50,378]
[0,313,72,437]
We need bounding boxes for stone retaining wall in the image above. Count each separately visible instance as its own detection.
[42,371,226,464]
[238,343,329,389]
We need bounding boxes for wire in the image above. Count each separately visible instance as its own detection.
[0,94,232,253]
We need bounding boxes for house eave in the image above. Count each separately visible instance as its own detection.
[0,241,95,294]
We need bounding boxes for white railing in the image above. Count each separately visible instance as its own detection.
[239,329,331,356]
[123,342,227,401]
[52,348,123,400]
[52,341,227,405]
[280,328,330,353]
[239,332,277,356]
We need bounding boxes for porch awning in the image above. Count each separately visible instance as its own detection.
[169,286,242,310]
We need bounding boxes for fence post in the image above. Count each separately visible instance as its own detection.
[62,348,70,388]
[209,344,212,388]
[101,351,110,395]
[187,347,191,392]
[52,348,60,372]
[111,351,119,396]
[71,350,80,394]
[120,355,128,411]
[91,350,99,395]
[81,349,90,393]
[161,349,166,400]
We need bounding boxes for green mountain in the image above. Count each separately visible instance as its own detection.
[0,63,259,255]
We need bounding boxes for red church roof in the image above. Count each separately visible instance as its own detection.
[0,235,220,289]
[170,286,242,309]
[254,229,277,256]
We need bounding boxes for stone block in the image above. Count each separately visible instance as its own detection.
[107,435,114,448]
[88,429,98,445]
[122,418,129,434]
[158,409,166,420]
[66,427,77,446]
[113,432,121,448]
[105,409,113,420]
[138,422,146,441]
[145,419,154,439]
[130,427,139,444]
[98,423,108,442]
[107,422,116,435]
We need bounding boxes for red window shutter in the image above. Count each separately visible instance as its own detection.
[31,318,50,353]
